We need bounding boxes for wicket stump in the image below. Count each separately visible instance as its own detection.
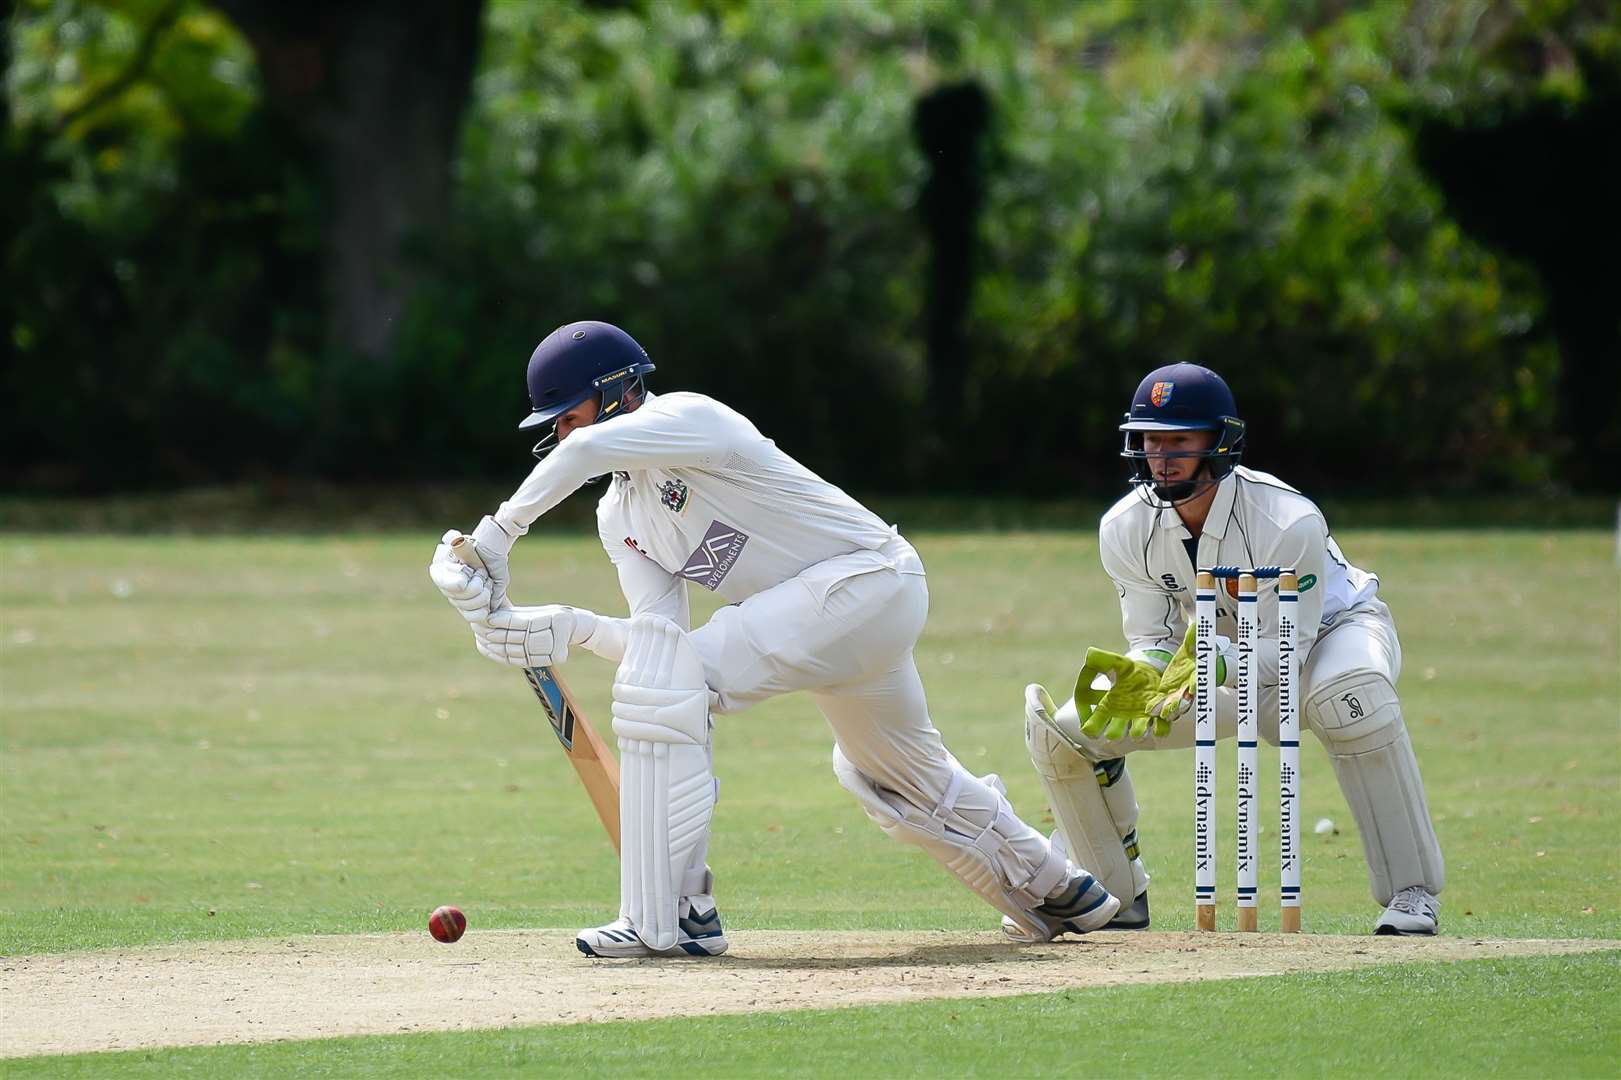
[1194,566,1301,933]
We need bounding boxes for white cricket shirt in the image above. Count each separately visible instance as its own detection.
[1099,465,1380,681]
[490,392,909,620]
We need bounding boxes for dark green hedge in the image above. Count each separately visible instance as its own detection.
[5,1,1616,495]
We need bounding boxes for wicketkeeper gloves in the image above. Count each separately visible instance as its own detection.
[1147,624,1235,727]
[1075,648,1171,740]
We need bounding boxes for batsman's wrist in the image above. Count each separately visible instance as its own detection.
[578,613,629,662]
[471,514,516,557]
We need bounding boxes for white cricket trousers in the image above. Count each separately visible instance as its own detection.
[687,537,1005,818]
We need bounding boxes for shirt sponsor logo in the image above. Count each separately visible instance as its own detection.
[623,536,648,557]
[1150,381,1174,407]
[658,478,690,513]
[1298,573,1317,592]
[680,520,749,590]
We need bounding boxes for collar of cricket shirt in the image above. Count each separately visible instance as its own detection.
[1155,469,1238,540]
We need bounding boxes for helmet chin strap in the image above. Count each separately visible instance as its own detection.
[1152,478,1199,502]
[1132,464,1220,510]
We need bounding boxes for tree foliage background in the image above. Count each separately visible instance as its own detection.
[5,0,1617,496]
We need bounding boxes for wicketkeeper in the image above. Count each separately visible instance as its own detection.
[1020,363,1445,935]
[430,321,1121,956]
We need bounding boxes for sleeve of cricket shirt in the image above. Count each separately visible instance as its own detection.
[570,494,692,664]
[600,495,689,627]
[489,395,737,542]
[1099,513,1183,671]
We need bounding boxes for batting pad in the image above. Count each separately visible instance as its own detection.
[1023,685,1139,903]
[832,746,1069,940]
[612,616,716,951]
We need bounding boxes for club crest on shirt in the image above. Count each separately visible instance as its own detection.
[657,478,690,513]
[680,520,749,590]
[1150,381,1174,407]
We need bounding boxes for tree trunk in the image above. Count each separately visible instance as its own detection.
[914,81,991,477]
[217,0,485,363]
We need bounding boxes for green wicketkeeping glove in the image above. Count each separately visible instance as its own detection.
[1075,647,1168,740]
[1148,625,1229,728]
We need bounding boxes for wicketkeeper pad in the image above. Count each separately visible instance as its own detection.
[1307,667,1445,903]
[1023,684,1141,903]
[612,615,716,951]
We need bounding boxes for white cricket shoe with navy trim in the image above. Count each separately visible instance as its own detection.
[1000,869,1121,943]
[1374,885,1440,936]
[575,897,729,957]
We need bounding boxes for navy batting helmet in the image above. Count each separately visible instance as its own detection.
[519,321,655,459]
[1119,363,1245,507]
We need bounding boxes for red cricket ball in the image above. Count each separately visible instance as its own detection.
[428,905,466,943]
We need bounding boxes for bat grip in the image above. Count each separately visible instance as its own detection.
[449,534,487,573]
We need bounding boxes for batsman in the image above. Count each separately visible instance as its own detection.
[429,321,1121,957]
[1020,363,1445,936]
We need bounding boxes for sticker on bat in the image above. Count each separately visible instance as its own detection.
[524,667,576,749]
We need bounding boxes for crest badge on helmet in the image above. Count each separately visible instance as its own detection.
[1150,381,1174,407]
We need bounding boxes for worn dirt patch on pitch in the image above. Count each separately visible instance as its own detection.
[2,930,1613,1058]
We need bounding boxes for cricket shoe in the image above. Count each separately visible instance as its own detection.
[1374,885,1440,936]
[1001,870,1121,943]
[1107,889,1151,930]
[1003,887,1148,936]
[575,897,729,957]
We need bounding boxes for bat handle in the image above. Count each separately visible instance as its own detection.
[449,534,487,573]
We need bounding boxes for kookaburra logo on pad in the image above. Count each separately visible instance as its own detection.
[680,520,749,590]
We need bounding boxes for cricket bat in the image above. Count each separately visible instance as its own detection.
[450,534,621,854]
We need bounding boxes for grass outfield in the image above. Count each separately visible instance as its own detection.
[2,528,1618,1072]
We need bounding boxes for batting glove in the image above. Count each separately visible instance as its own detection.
[474,604,597,669]
[469,515,516,611]
[430,532,493,623]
